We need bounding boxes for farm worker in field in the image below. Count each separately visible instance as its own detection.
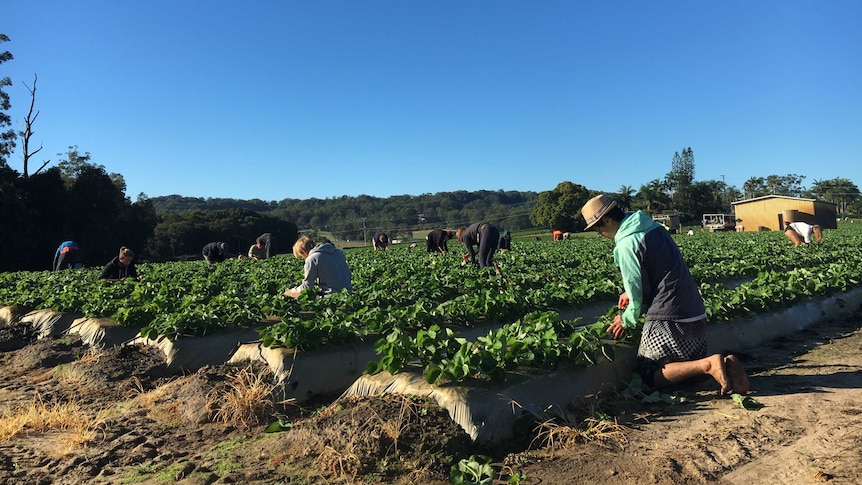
[100,246,141,281]
[53,240,83,271]
[252,233,277,259]
[284,236,353,298]
[498,230,512,251]
[372,233,389,251]
[202,241,228,264]
[426,229,454,253]
[783,221,822,247]
[247,242,266,260]
[457,222,500,269]
[247,233,276,260]
[581,194,750,395]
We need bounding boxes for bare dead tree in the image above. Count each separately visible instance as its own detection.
[20,73,50,177]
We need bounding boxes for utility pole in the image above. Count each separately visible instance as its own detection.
[362,218,367,246]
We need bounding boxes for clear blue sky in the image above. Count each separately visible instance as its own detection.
[5,1,860,202]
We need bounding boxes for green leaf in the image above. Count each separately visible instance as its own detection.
[731,393,764,410]
[425,364,443,384]
[264,419,294,433]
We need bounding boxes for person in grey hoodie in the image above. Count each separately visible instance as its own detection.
[284,236,353,298]
[580,194,749,395]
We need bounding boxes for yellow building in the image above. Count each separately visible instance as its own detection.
[731,195,837,232]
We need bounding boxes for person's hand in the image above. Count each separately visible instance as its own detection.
[607,315,626,339]
[284,288,300,299]
[618,292,630,310]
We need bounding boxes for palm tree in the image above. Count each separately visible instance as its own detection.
[635,179,671,213]
[617,185,635,211]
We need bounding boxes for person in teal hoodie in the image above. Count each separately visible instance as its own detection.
[581,194,749,395]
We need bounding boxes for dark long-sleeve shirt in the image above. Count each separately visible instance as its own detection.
[426,229,452,253]
[100,257,138,280]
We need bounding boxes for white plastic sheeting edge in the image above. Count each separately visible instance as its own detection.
[341,287,862,444]
[131,326,262,370]
[229,339,379,403]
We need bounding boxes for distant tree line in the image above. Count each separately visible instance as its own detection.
[0,147,158,271]
[150,190,540,243]
[529,148,861,233]
[148,209,298,261]
[0,148,299,269]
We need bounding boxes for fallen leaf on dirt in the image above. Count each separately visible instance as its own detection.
[732,393,764,410]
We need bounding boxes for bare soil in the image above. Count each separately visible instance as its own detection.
[0,308,861,485]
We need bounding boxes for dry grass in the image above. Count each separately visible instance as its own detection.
[52,347,102,388]
[127,373,209,425]
[530,394,629,451]
[358,393,419,456]
[315,445,361,482]
[209,365,276,428]
[263,395,424,483]
[128,375,178,408]
[0,393,108,456]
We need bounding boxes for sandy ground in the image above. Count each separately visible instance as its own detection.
[0,307,860,484]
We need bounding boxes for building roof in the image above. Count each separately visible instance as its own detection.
[731,195,836,207]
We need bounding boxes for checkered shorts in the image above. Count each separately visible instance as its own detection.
[636,319,708,385]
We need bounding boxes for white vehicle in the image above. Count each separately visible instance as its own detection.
[652,214,681,234]
[702,213,737,232]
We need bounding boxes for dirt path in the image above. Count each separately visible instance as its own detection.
[0,309,860,484]
[512,312,862,485]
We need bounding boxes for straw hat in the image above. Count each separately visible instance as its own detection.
[581,194,618,230]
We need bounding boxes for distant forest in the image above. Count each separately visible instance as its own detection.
[150,190,539,243]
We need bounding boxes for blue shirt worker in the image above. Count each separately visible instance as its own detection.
[53,241,82,271]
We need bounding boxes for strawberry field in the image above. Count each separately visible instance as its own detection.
[2,223,862,385]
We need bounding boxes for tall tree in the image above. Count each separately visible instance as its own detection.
[688,180,728,218]
[633,179,672,213]
[742,176,766,199]
[616,185,635,211]
[725,186,743,207]
[809,177,860,216]
[19,74,49,177]
[529,181,591,232]
[57,145,126,193]
[666,147,695,213]
[742,174,806,198]
[0,34,15,167]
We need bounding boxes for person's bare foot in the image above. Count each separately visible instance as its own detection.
[707,354,732,395]
[724,354,750,394]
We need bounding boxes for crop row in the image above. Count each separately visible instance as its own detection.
[2,223,861,383]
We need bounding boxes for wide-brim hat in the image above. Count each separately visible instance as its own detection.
[581,194,618,230]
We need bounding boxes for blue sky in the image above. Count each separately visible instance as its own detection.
[4,1,860,202]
